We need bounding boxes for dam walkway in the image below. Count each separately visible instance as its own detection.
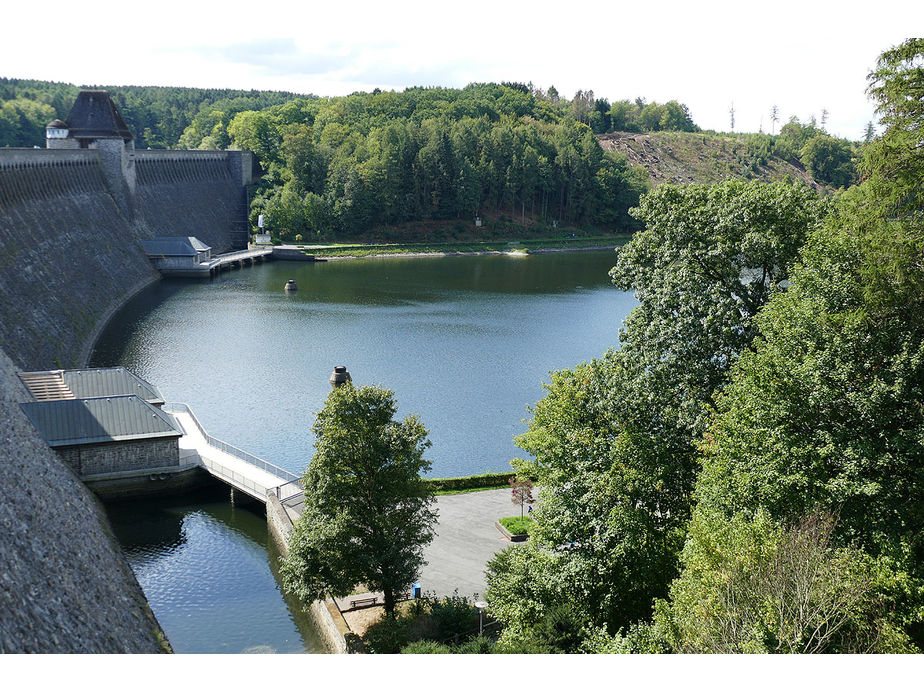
[208,246,273,273]
[154,246,274,277]
[163,403,304,506]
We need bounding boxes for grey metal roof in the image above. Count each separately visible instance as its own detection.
[19,367,164,405]
[20,395,183,447]
[142,236,211,257]
[64,90,133,141]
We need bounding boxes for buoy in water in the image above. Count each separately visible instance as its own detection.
[284,279,298,291]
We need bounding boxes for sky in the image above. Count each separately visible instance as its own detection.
[2,1,920,141]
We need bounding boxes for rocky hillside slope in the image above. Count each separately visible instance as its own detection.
[598,131,820,190]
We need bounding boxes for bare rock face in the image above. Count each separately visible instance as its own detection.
[0,346,167,653]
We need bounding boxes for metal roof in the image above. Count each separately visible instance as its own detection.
[141,236,211,257]
[19,367,165,405]
[20,395,183,447]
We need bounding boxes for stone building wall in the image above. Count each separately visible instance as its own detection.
[57,437,179,477]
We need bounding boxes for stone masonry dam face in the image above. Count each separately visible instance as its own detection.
[0,148,252,371]
[0,146,252,652]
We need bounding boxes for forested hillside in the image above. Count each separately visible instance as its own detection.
[2,77,859,242]
[600,115,859,190]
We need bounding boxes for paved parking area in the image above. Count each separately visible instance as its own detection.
[289,486,527,603]
[416,488,525,600]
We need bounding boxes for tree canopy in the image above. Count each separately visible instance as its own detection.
[644,37,924,654]
[486,39,922,653]
[280,384,437,616]
[485,179,829,648]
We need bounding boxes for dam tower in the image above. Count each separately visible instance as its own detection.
[45,90,136,203]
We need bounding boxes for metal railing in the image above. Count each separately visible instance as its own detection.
[213,248,273,265]
[199,455,270,500]
[164,402,302,491]
[274,479,304,504]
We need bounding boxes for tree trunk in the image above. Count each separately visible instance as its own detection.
[383,586,396,616]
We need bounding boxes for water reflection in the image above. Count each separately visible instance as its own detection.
[105,484,324,654]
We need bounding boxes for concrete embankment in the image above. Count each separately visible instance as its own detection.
[267,492,350,653]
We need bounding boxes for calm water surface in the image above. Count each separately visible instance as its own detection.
[92,250,636,478]
[105,486,324,653]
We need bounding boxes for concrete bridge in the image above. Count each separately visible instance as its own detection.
[163,402,304,509]
[208,246,274,274]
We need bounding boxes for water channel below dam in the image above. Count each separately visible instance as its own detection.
[94,249,637,653]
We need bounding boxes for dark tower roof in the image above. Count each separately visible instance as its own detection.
[64,90,133,142]
[46,119,68,128]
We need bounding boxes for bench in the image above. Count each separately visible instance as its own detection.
[350,597,378,609]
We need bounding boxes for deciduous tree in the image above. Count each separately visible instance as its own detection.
[280,384,437,616]
[486,179,828,647]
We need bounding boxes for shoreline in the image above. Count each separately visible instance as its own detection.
[295,244,623,262]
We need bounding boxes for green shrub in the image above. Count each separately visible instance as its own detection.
[401,640,452,654]
[362,615,412,654]
[428,592,480,642]
[453,635,495,654]
[425,472,513,493]
[360,592,484,653]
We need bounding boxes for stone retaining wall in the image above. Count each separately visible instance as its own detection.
[266,491,350,654]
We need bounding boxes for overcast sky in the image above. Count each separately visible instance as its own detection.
[2,1,919,140]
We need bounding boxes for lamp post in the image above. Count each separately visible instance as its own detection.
[475,600,488,636]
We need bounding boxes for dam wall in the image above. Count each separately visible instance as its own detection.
[133,150,252,252]
[0,142,254,651]
[0,346,167,652]
[0,148,253,371]
[0,150,159,371]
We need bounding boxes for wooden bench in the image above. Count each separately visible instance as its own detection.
[350,597,378,609]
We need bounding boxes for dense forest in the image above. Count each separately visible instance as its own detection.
[185,84,697,238]
[0,78,301,150]
[1,76,860,241]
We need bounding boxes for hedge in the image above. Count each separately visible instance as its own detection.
[424,472,514,493]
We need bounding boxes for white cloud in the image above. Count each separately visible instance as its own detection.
[1,0,920,138]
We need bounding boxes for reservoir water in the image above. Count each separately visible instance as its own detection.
[92,250,636,479]
[105,485,324,653]
[94,249,637,653]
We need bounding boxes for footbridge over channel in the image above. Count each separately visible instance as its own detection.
[163,403,304,511]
